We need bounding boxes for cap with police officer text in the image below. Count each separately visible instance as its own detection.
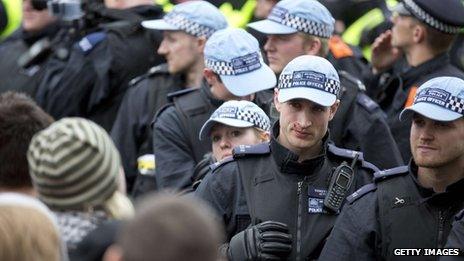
[277,55,340,107]
[199,100,271,140]
[247,0,335,38]
[392,0,464,34]
[141,1,228,38]
[400,77,464,122]
[204,28,276,96]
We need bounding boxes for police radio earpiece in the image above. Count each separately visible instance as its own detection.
[324,153,359,212]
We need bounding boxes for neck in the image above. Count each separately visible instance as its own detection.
[417,157,464,192]
[185,60,205,88]
[404,44,440,67]
[276,133,323,162]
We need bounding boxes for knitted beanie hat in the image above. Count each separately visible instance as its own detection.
[27,118,120,210]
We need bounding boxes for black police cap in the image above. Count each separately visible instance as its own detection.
[402,0,464,34]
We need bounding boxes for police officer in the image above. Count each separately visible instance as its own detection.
[366,0,464,161]
[320,76,464,260]
[444,209,464,260]
[153,28,276,191]
[111,0,228,193]
[0,0,58,96]
[0,0,22,41]
[247,0,403,170]
[196,55,379,260]
[36,0,165,131]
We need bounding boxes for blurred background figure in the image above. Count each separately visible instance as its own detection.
[27,117,134,257]
[0,193,67,261]
[104,193,224,261]
[0,91,53,196]
[0,0,58,96]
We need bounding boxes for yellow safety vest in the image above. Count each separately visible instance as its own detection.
[154,0,256,28]
[0,0,22,41]
[342,0,397,61]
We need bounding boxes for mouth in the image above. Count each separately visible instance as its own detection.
[292,129,311,139]
[417,145,437,152]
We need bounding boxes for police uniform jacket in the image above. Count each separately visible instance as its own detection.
[367,53,464,161]
[196,122,379,260]
[36,5,165,131]
[110,64,184,191]
[331,71,403,169]
[319,161,464,261]
[152,81,272,191]
[0,24,59,96]
[443,209,464,260]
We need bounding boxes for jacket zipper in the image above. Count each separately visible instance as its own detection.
[296,180,303,261]
[437,210,445,248]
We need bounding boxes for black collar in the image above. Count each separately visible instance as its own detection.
[200,80,223,108]
[270,121,328,176]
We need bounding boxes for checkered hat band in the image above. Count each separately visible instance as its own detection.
[212,108,270,131]
[404,0,461,34]
[268,8,333,38]
[278,73,340,95]
[414,88,464,114]
[205,52,262,76]
[164,13,216,38]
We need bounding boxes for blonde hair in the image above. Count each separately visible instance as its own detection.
[0,206,61,261]
[103,191,135,219]
[253,127,271,142]
[299,33,330,57]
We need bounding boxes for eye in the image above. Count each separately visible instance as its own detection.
[434,121,452,128]
[211,135,221,143]
[231,130,242,137]
[412,117,425,127]
[312,105,326,113]
[288,101,301,110]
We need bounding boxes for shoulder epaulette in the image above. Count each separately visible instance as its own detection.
[455,209,464,221]
[373,165,409,182]
[338,70,366,92]
[233,142,271,159]
[209,157,235,172]
[328,143,380,172]
[76,31,107,55]
[167,88,197,102]
[128,63,169,86]
[356,92,380,113]
[346,183,377,204]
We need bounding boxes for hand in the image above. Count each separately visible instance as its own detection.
[371,30,402,74]
[228,221,292,261]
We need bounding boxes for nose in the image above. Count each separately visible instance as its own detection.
[264,36,275,53]
[419,123,435,142]
[157,39,168,55]
[219,137,232,150]
[295,111,312,129]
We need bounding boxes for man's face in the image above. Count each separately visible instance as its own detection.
[390,13,417,49]
[157,31,202,74]
[411,114,464,168]
[22,0,56,33]
[264,33,306,74]
[275,94,338,157]
[210,124,262,161]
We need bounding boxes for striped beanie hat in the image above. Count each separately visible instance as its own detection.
[27,118,120,210]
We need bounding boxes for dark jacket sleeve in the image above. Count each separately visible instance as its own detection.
[153,106,197,190]
[442,213,464,260]
[319,191,380,261]
[348,95,404,170]
[110,83,150,191]
[195,161,250,241]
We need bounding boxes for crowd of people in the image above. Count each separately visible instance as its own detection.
[1,0,464,260]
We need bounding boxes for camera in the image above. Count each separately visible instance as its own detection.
[31,0,83,21]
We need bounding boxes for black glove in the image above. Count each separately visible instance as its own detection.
[228,221,292,261]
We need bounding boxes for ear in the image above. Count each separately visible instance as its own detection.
[328,100,340,121]
[303,37,322,55]
[203,68,218,85]
[196,36,207,53]
[412,24,426,43]
[103,245,123,261]
[273,88,282,112]
[260,131,270,142]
